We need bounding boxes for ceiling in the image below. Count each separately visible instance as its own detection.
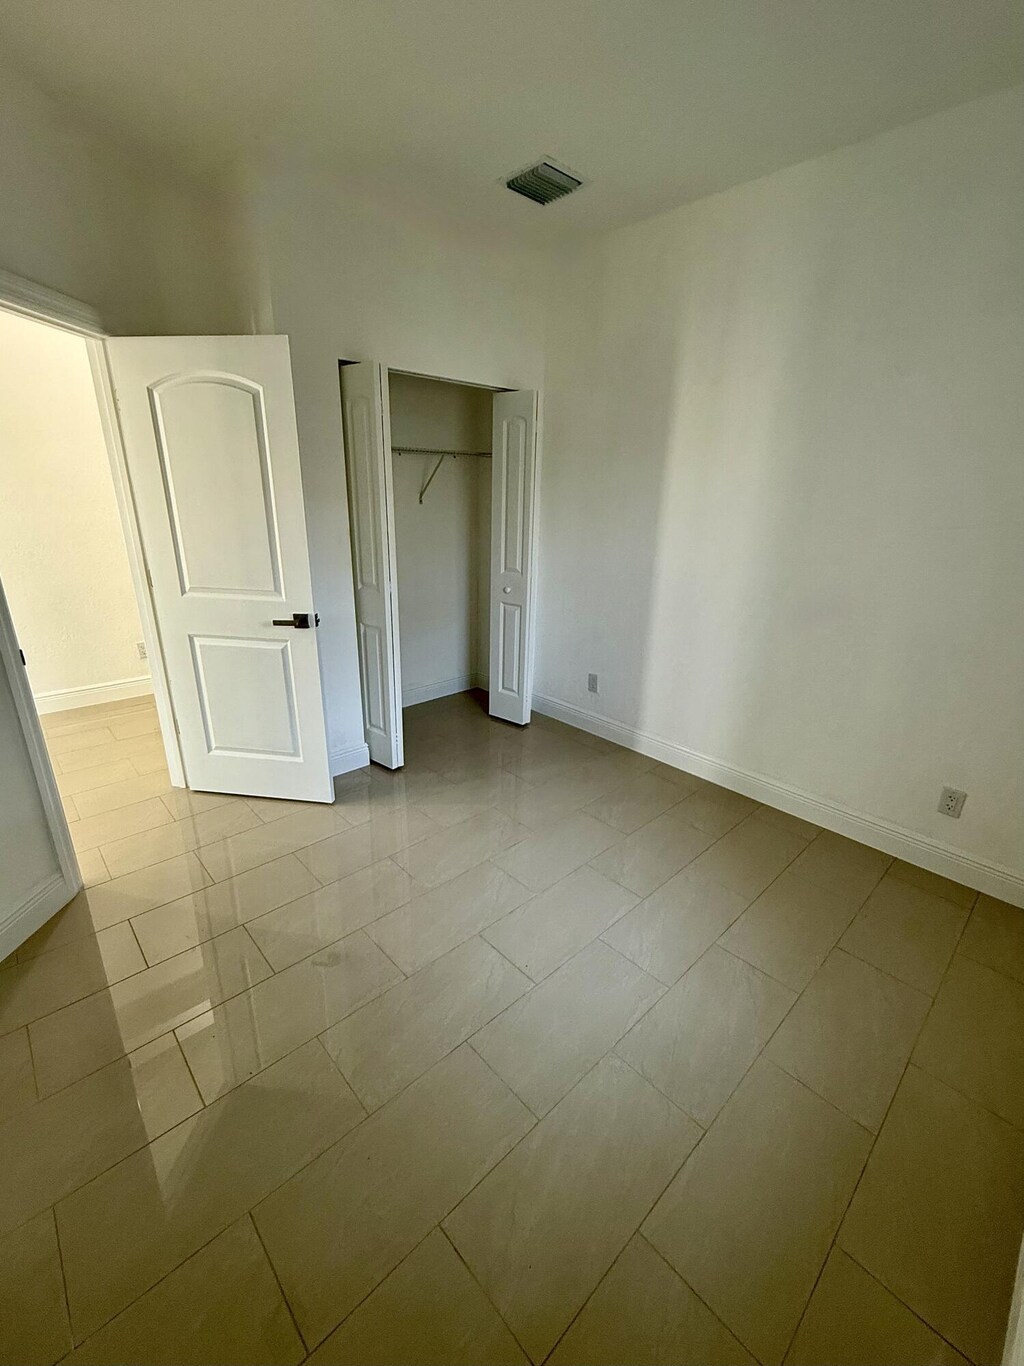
[2,0,1022,239]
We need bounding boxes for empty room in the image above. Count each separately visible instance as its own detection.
[0,4,1021,1364]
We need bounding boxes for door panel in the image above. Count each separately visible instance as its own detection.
[489,390,538,725]
[340,362,404,769]
[106,336,332,801]
[152,376,283,595]
[190,636,299,756]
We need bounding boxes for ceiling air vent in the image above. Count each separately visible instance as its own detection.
[506,161,582,206]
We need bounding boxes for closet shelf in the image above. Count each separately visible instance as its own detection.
[391,446,491,503]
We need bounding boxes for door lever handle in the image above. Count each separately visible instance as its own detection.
[272,612,319,629]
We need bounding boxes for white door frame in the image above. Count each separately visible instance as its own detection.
[0,572,80,957]
[0,270,185,826]
[85,344,184,787]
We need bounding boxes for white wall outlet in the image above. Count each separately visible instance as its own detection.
[136,641,148,660]
[587,673,599,694]
[938,786,967,818]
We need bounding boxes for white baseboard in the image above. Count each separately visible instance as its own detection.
[331,743,370,777]
[532,692,1024,910]
[0,870,79,963]
[34,676,154,715]
[402,675,477,707]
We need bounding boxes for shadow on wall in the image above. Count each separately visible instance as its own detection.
[538,89,1024,879]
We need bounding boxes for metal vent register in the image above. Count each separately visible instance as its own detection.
[506,161,583,205]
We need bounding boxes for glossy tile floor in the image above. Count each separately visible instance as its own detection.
[2,690,1023,1365]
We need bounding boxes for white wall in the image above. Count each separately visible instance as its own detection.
[0,309,149,704]
[388,373,491,703]
[239,157,549,767]
[0,56,244,334]
[539,86,1024,894]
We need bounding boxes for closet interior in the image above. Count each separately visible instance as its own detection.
[388,372,493,712]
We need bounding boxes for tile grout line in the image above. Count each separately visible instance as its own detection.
[589,832,819,1058]
[295,1227,441,1359]
[438,1224,537,1364]
[36,1045,379,1346]
[171,1029,208,1110]
[953,939,1024,994]
[582,812,713,901]
[125,916,147,969]
[778,893,978,1363]
[806,939,936,999]
[465,1038,544,1122]
[23,1021,41,1107]
[253,1044,544,1356]
[611,1050,707,1133]
[837,1244,980,1366]
[457,1036,716,1366]
[239,921,277,979]
[360,926,411,981]
[639,1230,766,1365]
[538,1059,734,1364]
[900,1058,1024,1138]
[194,929,531,1119]
[65,1217,254,1349]
[1,926,165,1028]
[49,1200,75,1351]
[247,1211,309,1353]
[599,892,893,1360]
[1,1044,212,1250]
[678,858,890,1359]
[708,857,889,996]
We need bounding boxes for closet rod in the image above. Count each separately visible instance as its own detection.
[391,446,492,503]
[391,446,491,458]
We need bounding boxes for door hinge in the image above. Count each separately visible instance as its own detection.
[19,649,26,666]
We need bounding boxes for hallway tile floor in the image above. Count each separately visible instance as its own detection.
[1,689,1022,1364]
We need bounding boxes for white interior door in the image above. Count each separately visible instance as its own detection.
[339,362,404,768]
[489,389,539,725]
[105,336,333,802]
[0,574,79,960]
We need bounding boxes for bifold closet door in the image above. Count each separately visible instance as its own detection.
[340,362,404,768]
[489,389,538,726]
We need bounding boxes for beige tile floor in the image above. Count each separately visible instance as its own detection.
[2,689,1023,1364]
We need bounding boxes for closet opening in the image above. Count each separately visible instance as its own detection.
[340,362,539,770]
[390,372,492,721]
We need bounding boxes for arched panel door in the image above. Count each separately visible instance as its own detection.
[105,336,332,801]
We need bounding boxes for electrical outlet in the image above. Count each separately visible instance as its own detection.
[136,641,147,660]
[587,673,599,694]
[938,786,967,818]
